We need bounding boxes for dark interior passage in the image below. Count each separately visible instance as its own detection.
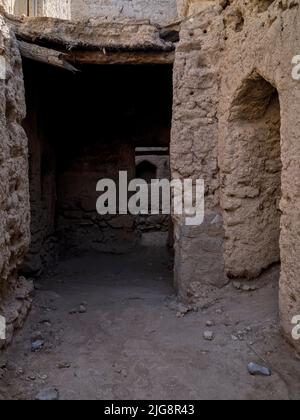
[21,59,173,274]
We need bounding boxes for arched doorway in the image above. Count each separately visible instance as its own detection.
[221,73,282,279]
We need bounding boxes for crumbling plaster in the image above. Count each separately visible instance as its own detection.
[0,14,32,348]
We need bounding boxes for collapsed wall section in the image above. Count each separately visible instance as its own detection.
[0,13,32,349]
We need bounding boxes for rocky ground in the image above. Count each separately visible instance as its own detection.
[0,237,300,400]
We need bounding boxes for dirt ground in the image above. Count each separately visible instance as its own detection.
[0,235,300,400]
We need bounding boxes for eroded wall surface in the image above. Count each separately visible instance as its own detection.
[0,14,32,349]
[0,0,71,19]
[171,4,227,306]
[171,0,300,349]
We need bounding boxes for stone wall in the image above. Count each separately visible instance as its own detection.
[71,0,178,24]
[221,75,281,278]
[0,14,32,349]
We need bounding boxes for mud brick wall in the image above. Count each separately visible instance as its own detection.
[171,5,227,305]
[172,0,300,353]
[0,15,32,349]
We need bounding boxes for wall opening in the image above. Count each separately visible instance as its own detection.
[136,160,157,184]
[134,147,172,242]
[21,58,174,278]
[222,73,282,279]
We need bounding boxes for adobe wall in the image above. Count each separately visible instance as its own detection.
[171,0,300,349]
[0,0,71,19]
[171,4,227,305]
[217,0,300,350]
[0,14,32,349]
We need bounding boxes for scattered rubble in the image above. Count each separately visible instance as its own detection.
[57,362,71,370]
[35,387,59,401]
[203,331,215,341]
[69,303,88,315]
[247,363,271,377]
[233,282,257,292]
[31,340,44,352]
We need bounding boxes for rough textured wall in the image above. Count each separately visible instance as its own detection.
[0,14,32,349]
[222,75,281,278]
[71,0,178,24]
[171,4,227,306]
[172,0,300,350]
[21,60,58,275]
[217,0,300,350]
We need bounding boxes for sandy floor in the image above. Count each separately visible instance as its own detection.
[1,241,300,400]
